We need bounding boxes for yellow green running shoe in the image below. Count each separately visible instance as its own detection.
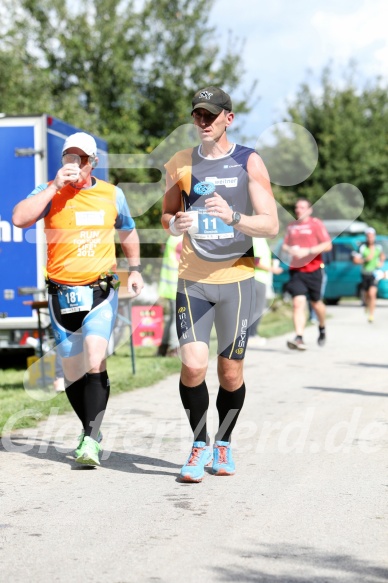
[74,431,103,458]
[75,436,102,466]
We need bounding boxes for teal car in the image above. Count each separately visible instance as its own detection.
[272,235,388,304]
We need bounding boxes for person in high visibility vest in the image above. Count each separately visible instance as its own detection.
[249,238,283,347]
[157,235,183,356]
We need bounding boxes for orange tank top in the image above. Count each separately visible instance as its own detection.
[44,179,118,285]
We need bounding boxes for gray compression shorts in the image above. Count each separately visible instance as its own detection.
[176,278,256,360]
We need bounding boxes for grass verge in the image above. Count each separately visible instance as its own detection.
[0,346,181,436]
[0,298,295,436]
[259,297,295,338]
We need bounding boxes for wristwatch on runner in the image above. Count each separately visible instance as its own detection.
[229,211,241,227]
[128,265,143,273]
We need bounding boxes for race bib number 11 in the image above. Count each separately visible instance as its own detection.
[191,207,234,240]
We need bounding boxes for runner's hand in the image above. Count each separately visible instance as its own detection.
[291,247,311,259]
[53,164,80,189]
[127,272,144,298]
[204,192,233,224]
[172,211,194,233]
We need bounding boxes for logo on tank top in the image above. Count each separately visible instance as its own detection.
[193,181,216,195]
[205,176,238,188]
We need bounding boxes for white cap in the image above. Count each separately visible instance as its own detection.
[62,132,97,156]
[365,227,376,235]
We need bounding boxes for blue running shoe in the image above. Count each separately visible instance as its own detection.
[180,441,213,482]
[212,441,235,476]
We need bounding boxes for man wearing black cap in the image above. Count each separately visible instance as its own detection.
[162,86,279,482]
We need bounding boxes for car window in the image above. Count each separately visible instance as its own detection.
[322,249,334,264]
[378,240,388,256]
[334,243,354,262]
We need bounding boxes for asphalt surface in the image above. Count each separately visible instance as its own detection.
[1,302,387,583]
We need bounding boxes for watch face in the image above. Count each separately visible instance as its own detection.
[229,211,241,226]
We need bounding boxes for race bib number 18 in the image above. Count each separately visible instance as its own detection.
[58,285,94,314]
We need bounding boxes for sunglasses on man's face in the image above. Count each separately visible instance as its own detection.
[192,110,220,124]
[62,153,94,166]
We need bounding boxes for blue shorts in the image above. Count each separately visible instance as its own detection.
[48,286,118,358]
[176,278,255,360]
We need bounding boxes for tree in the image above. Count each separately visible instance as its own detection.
[4,0,250,150]
[264,67,388,233]
[0,0,253,263]
[0,2,52,114]
[0,0,252,250]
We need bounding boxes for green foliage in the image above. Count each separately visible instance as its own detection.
[269,67,388,231]
[1,0,249,151]
[0,1,52,113]
[259,296,294,338]
[0,0,252,246]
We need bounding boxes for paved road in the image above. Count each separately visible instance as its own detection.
[1,302,387,583]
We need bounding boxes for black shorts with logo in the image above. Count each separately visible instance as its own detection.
[176,278,255,360]
[286,268,323,302]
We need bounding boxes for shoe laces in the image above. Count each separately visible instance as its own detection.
[216,446,228,465]
[187,446,204,466]
[83,436,100,451]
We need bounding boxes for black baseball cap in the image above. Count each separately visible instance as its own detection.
[191,86,233,115]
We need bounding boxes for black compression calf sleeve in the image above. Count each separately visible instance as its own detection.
[179,379,209,443]
[216,383,246,443]
[65,375,87,429]
[83,371,110,439]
